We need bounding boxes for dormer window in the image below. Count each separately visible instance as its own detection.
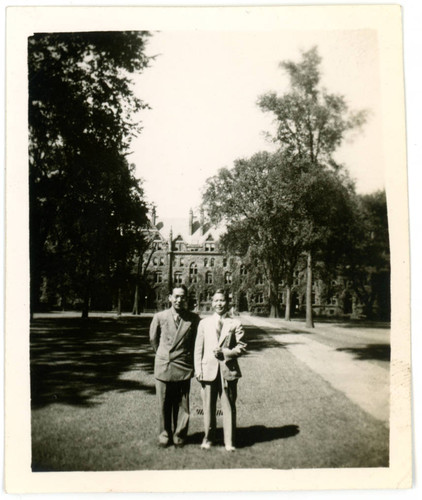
[205,242,215,252]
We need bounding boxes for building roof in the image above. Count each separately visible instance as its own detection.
[152,212,226,246]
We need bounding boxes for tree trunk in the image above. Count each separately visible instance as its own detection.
[268,279,280,318]
[117,287,122,317]
[285,285,292,321]
[132,283,139,315]
[82,288,90,319]
[305,251,314,328]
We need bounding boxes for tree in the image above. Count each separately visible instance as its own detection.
[341,190,390,319]
[257,47,367,326]
[28,31,152,317]
[203,151,308,318]
[258,46,367,164]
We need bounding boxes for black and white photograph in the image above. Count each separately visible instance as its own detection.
[4,2,413,495]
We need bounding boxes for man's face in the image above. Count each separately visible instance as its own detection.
[169,288,186,312]
[212,293,227,316]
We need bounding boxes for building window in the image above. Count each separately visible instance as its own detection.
[240,265,247,276]
[329,296,338,306]
[225,272,232,284]
[155,271,163,283]
[159,257,165,266]
[256,274,263,285]
[210,258,215,267]
[205,242,215,252]
[204,258,208,267]
[174,272,183,285]
[155,241,163,250]
[256,293,264,304]
[153,257,158,266]
[189,263,198,283]
[205,271,213,284]
[175,242,183,251]
[223,258,227,267]
[179,257,184,267]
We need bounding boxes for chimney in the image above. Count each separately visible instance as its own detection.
[188,208,193,236]
[200,207,205,235]
[151,206,156,226]
[169,227,173,251]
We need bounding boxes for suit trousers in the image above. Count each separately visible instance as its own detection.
[201,370,237,447]
[155,379,190,445]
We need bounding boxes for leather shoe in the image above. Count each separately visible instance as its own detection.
[200,439,212,450]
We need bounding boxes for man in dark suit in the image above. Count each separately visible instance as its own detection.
[149,285,199,448]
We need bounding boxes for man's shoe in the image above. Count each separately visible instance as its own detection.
[225,445,236,452]
[200,439,212,450]
[173,440,185,448]
[158,441,169,448]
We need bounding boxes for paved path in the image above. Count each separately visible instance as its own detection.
[240,315,390,425]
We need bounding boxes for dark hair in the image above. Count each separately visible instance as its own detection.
[171,284,188,295]
[212,288,229,302]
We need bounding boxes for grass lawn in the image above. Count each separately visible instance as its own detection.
[30,315,389,471]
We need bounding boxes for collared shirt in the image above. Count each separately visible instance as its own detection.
[171,307,182,327]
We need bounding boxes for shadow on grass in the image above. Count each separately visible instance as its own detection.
[243,325,306,355]
[187,425,300,448]
[336,344,390,362]
[313,319,390,330]
[30,316,156,409]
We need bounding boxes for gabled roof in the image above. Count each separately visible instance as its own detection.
[150,213,226,246]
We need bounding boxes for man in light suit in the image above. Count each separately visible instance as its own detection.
[150,285,199,448]
[194,289,246,451]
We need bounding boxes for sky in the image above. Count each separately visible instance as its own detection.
[130,29,383,219]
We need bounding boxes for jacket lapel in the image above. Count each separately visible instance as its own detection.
[171,312,191,348]
[166,309,178,340]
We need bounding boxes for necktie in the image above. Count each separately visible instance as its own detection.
[175,315,180,328]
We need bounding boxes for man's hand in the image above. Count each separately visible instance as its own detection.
[214,347,224,360]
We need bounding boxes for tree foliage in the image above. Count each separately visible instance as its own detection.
[29,31,152,316]
[341,190,390,319]
[204,47,373,323]
[202,150,358,318]
[258,46,367,164]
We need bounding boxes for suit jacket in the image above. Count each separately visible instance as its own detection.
[150,308,199,382]
[194,314,246,382]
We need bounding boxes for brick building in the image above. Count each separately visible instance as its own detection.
[142,208,389,319]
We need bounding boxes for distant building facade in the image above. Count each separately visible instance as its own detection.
[142,208,389,319]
